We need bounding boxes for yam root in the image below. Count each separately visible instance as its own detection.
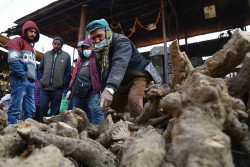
[120,127,166,167]
[43,108,99,138]
[192,30,250,77]
[17,122,118,167]
[226,53,250,98]
[110,141,125,161]
[163,118,175,143]
[135,83,170,124]
[25,118,49,131]
[247,92,250,110]
[169,40,194,88]
[97,120,130,148]
[105,109,131,123]
[0,110,8,131]
[71,107,99,138]
[2,124,18,135]
[160,72,248,167]
[79,130,88,140]
[43,110,79,129]
[46,123,57,135]
[0,132,26,158]
[0,145,76,167]
[56,122,79,139]
[98,114,115,134]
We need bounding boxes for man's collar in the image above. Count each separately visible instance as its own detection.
[52,49,62,54]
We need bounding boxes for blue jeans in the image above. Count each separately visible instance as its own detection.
[7,77,35,124]
[39,89,62,122]
[72,91,104,125]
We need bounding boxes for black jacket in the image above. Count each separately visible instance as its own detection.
[103,32,148,91]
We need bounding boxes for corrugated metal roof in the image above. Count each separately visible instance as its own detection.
[6,0,250,48]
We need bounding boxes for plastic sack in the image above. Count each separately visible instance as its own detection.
[59,90,68,113]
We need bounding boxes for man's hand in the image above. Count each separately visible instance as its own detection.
[99,90,113,110]
[66,91,72,103]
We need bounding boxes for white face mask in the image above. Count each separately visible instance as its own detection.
[95,39,106,49]
[83,50,92,58]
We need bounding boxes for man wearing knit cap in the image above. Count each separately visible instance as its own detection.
[8,20,40,124]
[66,38,104,124]
[38,37,71,122]
[86,18,161,118]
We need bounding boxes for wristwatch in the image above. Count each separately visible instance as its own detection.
[104,87,115,95]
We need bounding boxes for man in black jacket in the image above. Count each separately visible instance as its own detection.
[86,19,149,118]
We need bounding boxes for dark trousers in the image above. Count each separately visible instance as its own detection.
[39,89,62,122]
[35,105,40,122]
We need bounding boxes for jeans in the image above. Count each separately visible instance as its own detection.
[72,91,104,125]
[7,77,35,124]
[39,89,62,122]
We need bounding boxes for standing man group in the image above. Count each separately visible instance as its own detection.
[38,37,71,122]
[7,21,40,124]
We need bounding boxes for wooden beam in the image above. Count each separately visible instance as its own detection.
[161,0,169,85]
[62,27,79,35]
[105,1,160,22]
[0,35,10,49]
[67,15,81,27]
[167,0,179,40]
[78,5,87,42]
[38,16,71,30]
[27,0,92,25]
[180,0,240,13]
[15,0,73,24]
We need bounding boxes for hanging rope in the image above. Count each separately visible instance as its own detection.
[110,8,162,38]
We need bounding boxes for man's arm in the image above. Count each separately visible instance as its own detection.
[38,55,45,81]
[99,37,132,110]
[105,37,132,91]
[8,38,28,82]
[62,54,71,88]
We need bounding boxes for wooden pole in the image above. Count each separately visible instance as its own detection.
[0,35,10,49]
[161,0,169,85]
[185,32,188,54]
[78,5,87,42]
[168,0,179,41]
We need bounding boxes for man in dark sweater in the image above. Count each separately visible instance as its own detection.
[38,37,71,121]
[86,19,150,118]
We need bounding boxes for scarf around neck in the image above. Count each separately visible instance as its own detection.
[93,27,112,80]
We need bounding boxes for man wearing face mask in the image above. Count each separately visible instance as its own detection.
[38,37,71,122]
[86,19,161,118]
[66,38,104,124]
